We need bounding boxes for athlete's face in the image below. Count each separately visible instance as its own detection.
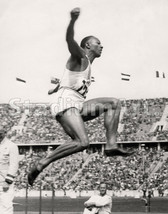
[99,183,107,196]
[89,37,103,57]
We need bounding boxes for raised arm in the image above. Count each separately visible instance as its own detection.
[66,8,85,59]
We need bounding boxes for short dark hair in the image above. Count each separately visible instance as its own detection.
[80,36,95,48]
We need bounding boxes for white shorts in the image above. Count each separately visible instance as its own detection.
[50,87,85,116]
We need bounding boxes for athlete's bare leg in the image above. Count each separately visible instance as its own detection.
[81,97,133,156]
[28,97,133,185]
[28,107,90,185]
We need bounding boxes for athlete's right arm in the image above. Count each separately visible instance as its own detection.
[66,8,85,59]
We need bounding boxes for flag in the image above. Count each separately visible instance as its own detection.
[156,71,159,78]
[155,71,166,78]
[91,76,95,82]
[16,77,26,83]
[121,78,130,81]
[121,73,131,81]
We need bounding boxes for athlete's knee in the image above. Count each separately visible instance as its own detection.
[116,99,121,109]
[112,99,121,110]
[105,98,121,110]
[80,137,89,150]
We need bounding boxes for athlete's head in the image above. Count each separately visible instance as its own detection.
[80,36,103,57]
[80,36,94,48]
[99,182,107,196]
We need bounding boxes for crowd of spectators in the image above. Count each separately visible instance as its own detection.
[5,97,167,144]
[1,98,168,195]
[118,98,167,142]
[13,105,70,144]
[14,147,167,194]
[0,104,22,132]
[15,149,85,191]
[155,130,168,141]
[67,148,165,191]
[145,154,168,196]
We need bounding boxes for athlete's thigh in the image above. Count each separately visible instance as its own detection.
[81,97,118,121]
[56,108,88,141]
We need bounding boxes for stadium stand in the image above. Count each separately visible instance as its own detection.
[14,146,168,196]
[0,104,22,132]
[1,98,168,195]
[7,97,168,144]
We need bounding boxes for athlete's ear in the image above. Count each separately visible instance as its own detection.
[85,42,90,49]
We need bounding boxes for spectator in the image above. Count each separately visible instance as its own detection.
[0,127,19,214]
[84,182,112,214]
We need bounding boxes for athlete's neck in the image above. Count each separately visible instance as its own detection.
[85,52,96,64]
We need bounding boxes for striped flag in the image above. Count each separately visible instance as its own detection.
[156,71,159,78]
[16,77,26,83]
[91,76,95,82]
[155,71,166,78]
[121,73,131,81]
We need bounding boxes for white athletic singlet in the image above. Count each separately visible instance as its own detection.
[50,57,92,116]
[60,58,91,98]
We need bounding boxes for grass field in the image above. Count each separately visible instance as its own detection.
[14,196,168,213]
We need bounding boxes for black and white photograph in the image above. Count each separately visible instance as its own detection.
[0,0,168,213]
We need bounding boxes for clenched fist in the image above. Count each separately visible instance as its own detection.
[70,7,80,21]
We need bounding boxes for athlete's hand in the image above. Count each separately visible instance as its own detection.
[70,8,80,21]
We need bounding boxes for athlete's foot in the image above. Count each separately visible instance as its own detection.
[104,144,134,157]
[28,165,41,186]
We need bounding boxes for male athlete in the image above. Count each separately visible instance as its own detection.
[28,7,133,186]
